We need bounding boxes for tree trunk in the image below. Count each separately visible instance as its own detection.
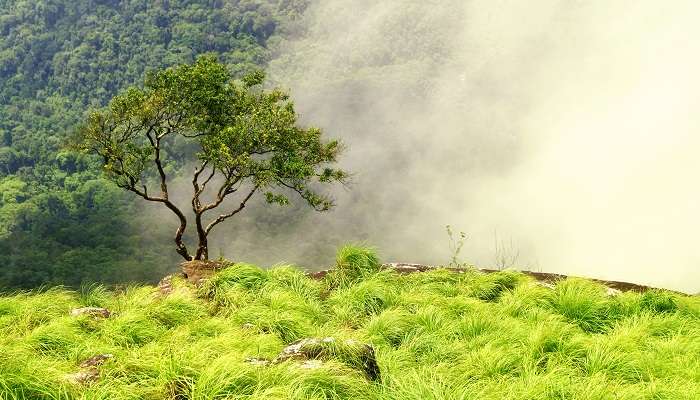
[195,238,208,260]
[174,221,193,261]
[164,200,192,261]
[194,211,208,260]
[175,241,192,261]
[174,220,192,261]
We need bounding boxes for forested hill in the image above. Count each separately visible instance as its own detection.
[0,0,308,288]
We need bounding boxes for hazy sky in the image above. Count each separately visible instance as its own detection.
[207,0,700,293]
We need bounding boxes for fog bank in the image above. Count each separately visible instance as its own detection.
[214,0,700,293]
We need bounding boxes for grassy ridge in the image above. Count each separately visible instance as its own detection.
[0,246,699,399]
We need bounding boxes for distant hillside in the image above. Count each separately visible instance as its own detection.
[0,246,698,398]
[0,0,309,288]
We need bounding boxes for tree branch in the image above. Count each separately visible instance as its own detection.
[192,160,209,201]
[118,175,191,260]
[182,132,208,138]
[275,179,331,211]
[129,122,192,260]
[200,167,216,193]
[204,185,259,235]
[197,172,243,213]
[152,136,169,199]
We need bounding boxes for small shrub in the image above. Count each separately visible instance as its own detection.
[103,311,164,346]
[29,319,81,356]
[78,283,111,308]
[327,278,399,325]
[325,245,381,288]
[235,305,312,344]
[548,278,613,333]
[266,266,323,302]
[208,263,269,291]
[463,270,523,302]
[364,308,416,347]
[290,366,370,400]
[149,295,207,328]
[639,290,678,314]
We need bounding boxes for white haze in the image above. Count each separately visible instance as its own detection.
[197,0,700,293]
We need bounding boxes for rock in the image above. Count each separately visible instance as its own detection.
[309,262,664,295]
[383,263,433,274]
[66,354,114,385]
[241,323,256,330]
[158,275,175,295]
[307,269,330,279]
[66,368,99,385]
[70,307,111,319]
[606,287,622,297]
[245,357,270,366]
[181,260,229,285]
[534,281,556,290]
[274,338,332,362]
[301,360,324,369]
[273,337,380,381]
[79,354,113,368]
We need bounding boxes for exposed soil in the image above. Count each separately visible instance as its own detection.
[180,260,229,284]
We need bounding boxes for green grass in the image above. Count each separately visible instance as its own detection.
[0,246,698,399]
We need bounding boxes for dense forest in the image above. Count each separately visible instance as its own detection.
[0,0,309,288]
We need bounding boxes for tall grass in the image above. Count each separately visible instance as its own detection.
[0,245,698,399]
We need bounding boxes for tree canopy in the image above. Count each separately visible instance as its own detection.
[79,56,346,261]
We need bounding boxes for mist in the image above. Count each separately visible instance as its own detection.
[200,0,700,293]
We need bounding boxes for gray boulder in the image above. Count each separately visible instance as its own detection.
[274,337,380,381]
[70,307,111,319]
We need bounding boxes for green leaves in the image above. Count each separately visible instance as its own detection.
[242,69,266,88]
[265,192,290,206]
[77,56,348,259]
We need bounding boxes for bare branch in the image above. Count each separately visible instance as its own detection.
[182,132,208,138]
[162,111,186,138]
[200,166,216,193]
[118,120,135,143]
[200,184,236,213]
[204,185,259,235]
[192,160,210,197]
[152,136,169,199]
[144,124,157,147]
[126,185,164,202]
[130,122,191,260]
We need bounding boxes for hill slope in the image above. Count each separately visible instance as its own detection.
[1,247,698,399]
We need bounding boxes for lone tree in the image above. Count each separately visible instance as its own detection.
[78,56,347,261]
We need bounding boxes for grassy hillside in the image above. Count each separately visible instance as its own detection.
[1,246,698,399]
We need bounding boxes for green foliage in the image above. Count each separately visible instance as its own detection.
[328,277,400,326]
[325,245,382,288]
[640,289,678,314]
[76,55,346,261]
[0,252,698,399]
[463,270,523,302]
[547,278,613,333]
[336,245,382,274]
[77,283,110,308]
[200,263,269,300]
